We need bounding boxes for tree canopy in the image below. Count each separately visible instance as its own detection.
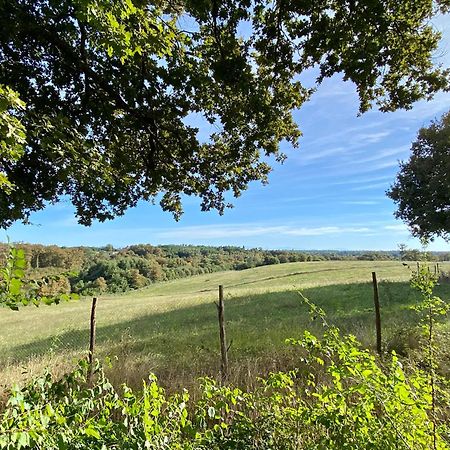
[0,85,26,193]
[1,0,449,227]
[388,110,450,241]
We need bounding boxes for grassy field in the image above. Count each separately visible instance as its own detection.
[1,260,449,394]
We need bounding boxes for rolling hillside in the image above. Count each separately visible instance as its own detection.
[1,260,449,393]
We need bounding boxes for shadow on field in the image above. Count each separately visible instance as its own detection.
[196,264,367,292]
[8,279,447,371]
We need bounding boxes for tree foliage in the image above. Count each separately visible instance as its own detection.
[3,242,406,295]
[388,110,450,241]
[0,0,449,226]
[4,241,449,297]
[0,85,26,193]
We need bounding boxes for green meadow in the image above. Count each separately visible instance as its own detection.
[1,260,449,394]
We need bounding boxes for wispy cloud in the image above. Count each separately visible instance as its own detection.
[300,146,347,162]
[354,145,409,165]
[299,120,386,151]
[341,159,400,176]
[283,226,371,236]
[388,91,450,122]
[351,182,392,192]
[384,224,409,233]
[44,201,72,211]
[46,215,79,228]
[279,193,329,203]
[317,146,407,181]
[331,174,394,186]
[299,72,356,105]
[354,131,391,145]
[298,130,393,165]
[155,224,372,240]
[157,225,282,239]
[341,200,379,205]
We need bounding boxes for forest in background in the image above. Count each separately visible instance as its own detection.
[1,242,449,296]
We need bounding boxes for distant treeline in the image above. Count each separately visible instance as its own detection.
[1,243,448,296]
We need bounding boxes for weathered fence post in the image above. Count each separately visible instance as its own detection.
[88,297,98,385]
[371,272,382,355]
[216,285,229,383]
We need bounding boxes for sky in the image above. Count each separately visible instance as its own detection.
[4,18,450,251]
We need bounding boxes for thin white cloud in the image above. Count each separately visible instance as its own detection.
[299,72,356,106]
[301,146,347,162]
[157,225,283,239]
[384,224,409,233]
[354,145,409,164]
[354,131,391,144]
[331,174,394,186]
[50,215,79,227]
[283,226,371,236]
[45,201,72,211]
[280,193,329,203]
[341,200,379,205]
[310,77,355,100]
[314,159,399,183]
[351,181,392,192]
[299,120,386,150]
[388,91,450,122]
[298,130,393,165]
[350,159,401,174]
[155,224,372,240]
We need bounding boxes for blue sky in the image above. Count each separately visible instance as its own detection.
[5,18,450,251]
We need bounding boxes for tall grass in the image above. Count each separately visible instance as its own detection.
[1,261,449,397]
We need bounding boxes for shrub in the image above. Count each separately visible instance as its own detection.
[1,319,448,449]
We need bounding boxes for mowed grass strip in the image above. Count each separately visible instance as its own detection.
[1,260,449,392]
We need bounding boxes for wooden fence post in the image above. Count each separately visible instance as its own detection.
[216,285,229,383]
[88,297,98,385]
[371,272,382,355]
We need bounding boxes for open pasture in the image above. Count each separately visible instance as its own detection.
[1,260,449,393]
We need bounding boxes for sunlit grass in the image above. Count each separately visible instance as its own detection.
[1,260,449,395]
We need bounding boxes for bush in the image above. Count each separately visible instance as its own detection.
[1,317,448,449]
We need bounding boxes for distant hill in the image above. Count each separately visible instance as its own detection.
[1,243,448,296]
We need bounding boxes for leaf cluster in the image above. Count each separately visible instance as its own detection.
[0,245,78,310]
[0,85,25,193]
[0,0,448,226]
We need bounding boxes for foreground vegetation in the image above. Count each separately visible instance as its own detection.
[1,266,449,449]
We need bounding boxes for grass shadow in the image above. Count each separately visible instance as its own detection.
[6,280,448,363]
[1,279,449,392]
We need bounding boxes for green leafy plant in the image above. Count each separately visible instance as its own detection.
[410,265,450,450]
[285,292,449,450]
[0,244,78,310]
[1,287,449,448]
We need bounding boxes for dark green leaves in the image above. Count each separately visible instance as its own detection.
[0,0,448,226]
[388,110,450,241]
[0,85,26,193]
